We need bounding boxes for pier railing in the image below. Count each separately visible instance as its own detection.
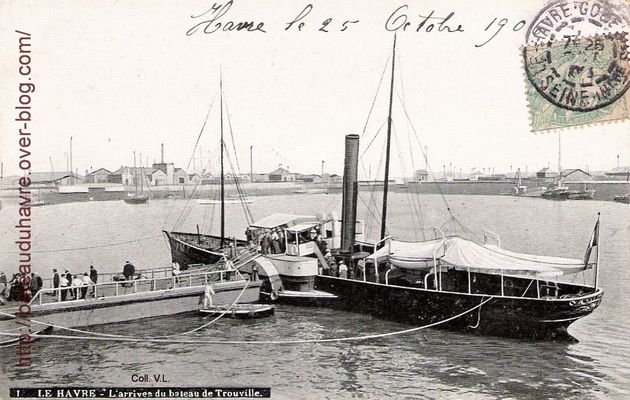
[39,266,174,288]
[29,269,238,306]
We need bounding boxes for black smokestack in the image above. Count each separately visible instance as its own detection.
[341,134,360,254]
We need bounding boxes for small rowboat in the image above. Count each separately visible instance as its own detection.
[199,304,275,319]
[123,195,149,204]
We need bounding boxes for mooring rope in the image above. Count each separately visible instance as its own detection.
[0,296,494,345]
[0,280,251,340]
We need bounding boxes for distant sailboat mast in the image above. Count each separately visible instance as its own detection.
[139,152,144,196]
[557,133,562,186]
[133,151,138,196]
[380,34,397,240]
[220,72,225,248]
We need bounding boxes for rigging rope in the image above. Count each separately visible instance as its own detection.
[172,143,220,232]
[360,55,391,140]
[397,56,426,241]
[0,296,494,345]
[392,125,419,240]
[163,94,217,230]
[395,91,454,218]
[186,94,217,172]
[224,142,254,225]
[223,93,241,173]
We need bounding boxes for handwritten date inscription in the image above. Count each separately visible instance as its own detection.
[186,1,521,47]
[186,1,266,36]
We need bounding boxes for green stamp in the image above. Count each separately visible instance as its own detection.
[523,32,630,132]
[526,78,630,132]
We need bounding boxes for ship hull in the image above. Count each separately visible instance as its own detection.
[541,191,570,200]
[163,231,248,268]
[0,280,262,341]
[315,276,603,339]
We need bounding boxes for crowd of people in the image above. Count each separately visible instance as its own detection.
[259,228,286,254]
[52,265,99,301]
[0,265,100,303]
[320,256,365,280]
[251,225,366,281]
[0,272,44,303]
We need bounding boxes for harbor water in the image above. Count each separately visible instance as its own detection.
[0,193,629,399]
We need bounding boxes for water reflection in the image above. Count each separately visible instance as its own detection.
[0,194,628,398]
[0,305,611,399]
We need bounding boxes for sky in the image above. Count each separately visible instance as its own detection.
[1,0,629,180]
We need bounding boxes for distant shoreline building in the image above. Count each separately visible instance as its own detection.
[415,169,429,182]
[84,168,111,184]
[604,166,630,181]
[29,171,83,186]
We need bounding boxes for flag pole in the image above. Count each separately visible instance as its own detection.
[593,212,601,290]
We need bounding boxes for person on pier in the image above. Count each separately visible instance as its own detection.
[52,269,60,289]
[71,275,83,299]
[65,270,74,299]
[203,284,215,309]
[81,273,93,299]
[123,261,135,281]
[30,273,42,298]
[59,273,69,301]
[89,265,98,285]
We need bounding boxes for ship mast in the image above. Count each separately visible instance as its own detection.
[133,150,138,196]
[220,72,225,248]
[557,133,562,186]
[139,152,144,195]
[380,34,396,240]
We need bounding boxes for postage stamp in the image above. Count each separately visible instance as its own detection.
[522,0,630,132]
[524,33,630,132]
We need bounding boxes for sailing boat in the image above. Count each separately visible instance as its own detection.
[311,36,603,339]
[541,134,595,200]
[163,75,251,268]
[124,151,149,204]
[541,134,570,199]
[513,168,527,195]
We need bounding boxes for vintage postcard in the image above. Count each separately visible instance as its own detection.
[1,0,629,399]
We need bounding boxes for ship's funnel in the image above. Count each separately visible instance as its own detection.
[340,134,360,254]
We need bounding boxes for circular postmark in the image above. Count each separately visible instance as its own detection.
[523,0,630,112]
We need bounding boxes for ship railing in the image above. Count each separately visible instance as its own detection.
[28,269,236,306]
[435,269,560,299]
[40,266,174,288]
[369,236,391,283]
[231,248,259,266]
[433,227,446,291]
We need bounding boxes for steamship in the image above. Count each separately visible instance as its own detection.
[162,40,604,339]
[309,38,603,339]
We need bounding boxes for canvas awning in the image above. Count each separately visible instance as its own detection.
[370,238,446,262]
[441,237,588,277]
[285,222,322,233]
[371,236,589,277]
[250,213,313,229]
